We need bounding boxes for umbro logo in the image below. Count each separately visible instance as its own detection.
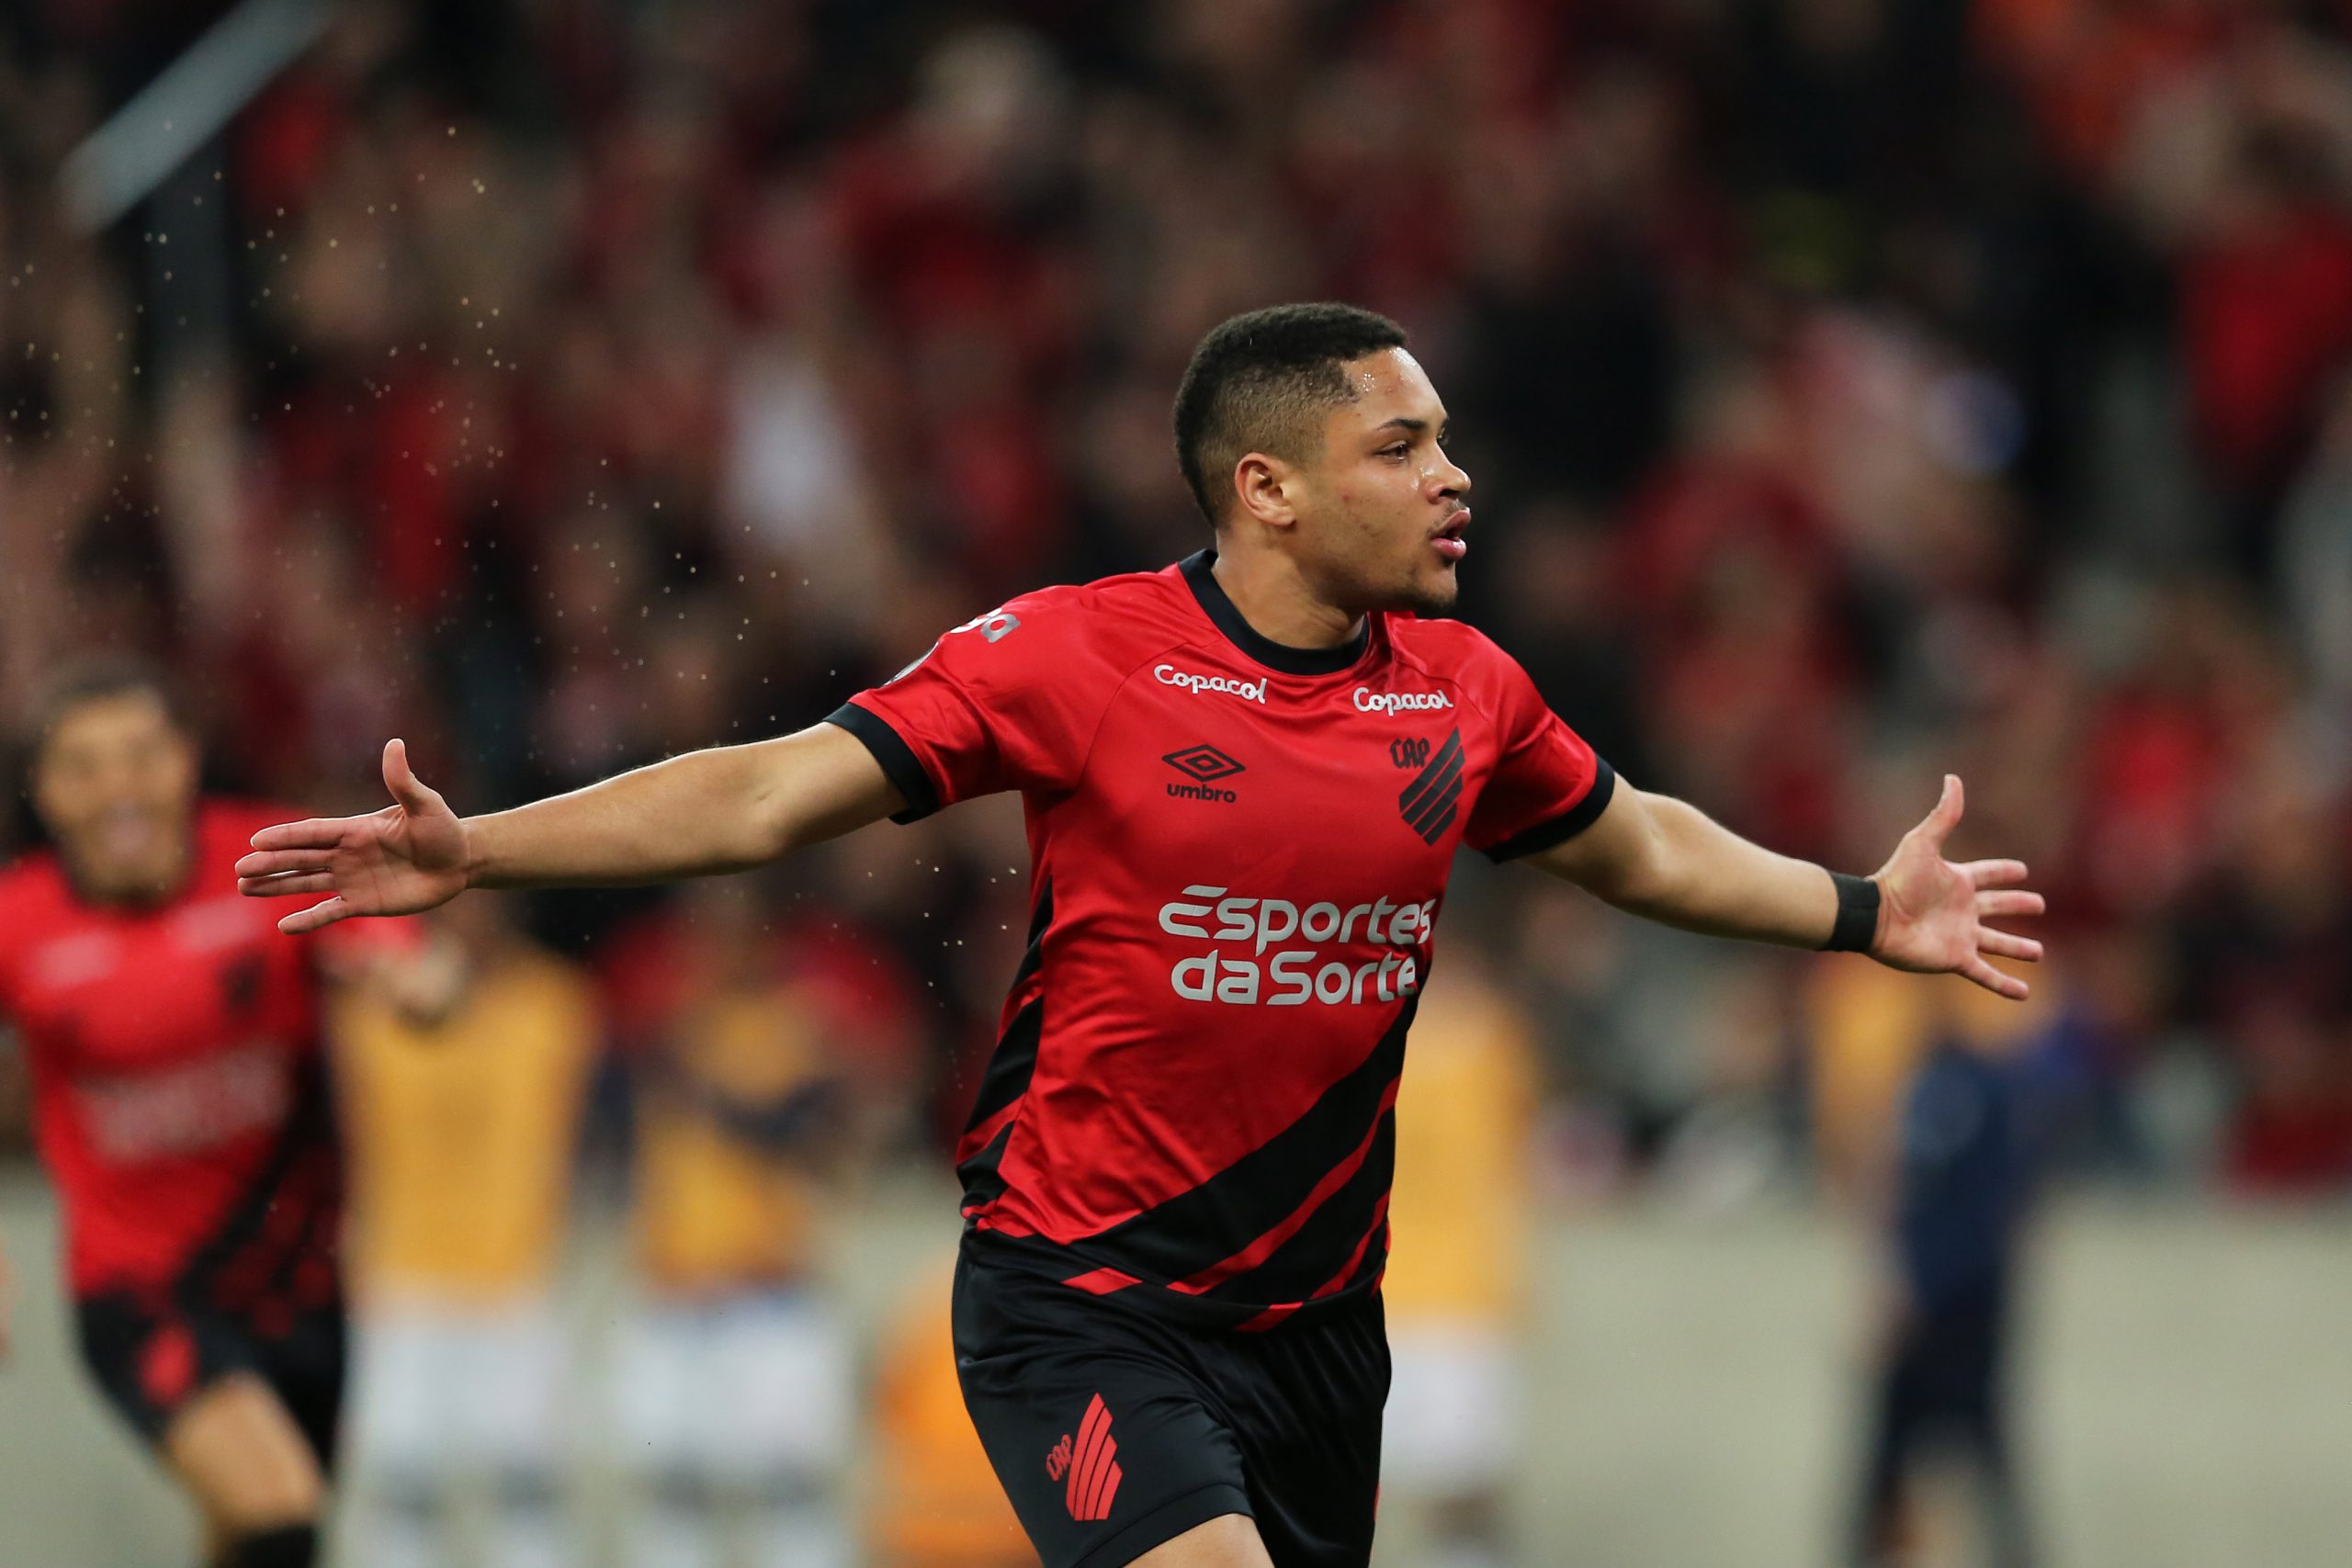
[1046,1393,1123,1521]
[1163,745,1244,783]
[1397,728,1465,844]
[1163,746,1243,803]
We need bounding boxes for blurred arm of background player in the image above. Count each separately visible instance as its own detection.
[1532,773,2045,1000]
[237,728,900,934]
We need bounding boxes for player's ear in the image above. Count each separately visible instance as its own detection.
[1232,451,1300,532]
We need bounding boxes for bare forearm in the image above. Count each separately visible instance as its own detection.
[1557,789,1841,948]
[466,735,860,891]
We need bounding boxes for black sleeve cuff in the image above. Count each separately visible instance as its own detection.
[1481,758,1618,863]
[825,703,942,823]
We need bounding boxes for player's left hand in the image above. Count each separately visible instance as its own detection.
[1867,775,2044,1000]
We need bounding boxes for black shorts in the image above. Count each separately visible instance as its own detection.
[74,1288,346,1467]
[954,1233,1389,1568]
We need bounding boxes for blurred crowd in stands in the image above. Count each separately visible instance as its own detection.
[1,0,2347,1201]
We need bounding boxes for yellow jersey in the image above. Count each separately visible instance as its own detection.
[1380,967,1541,1324]
[335,949,598,1305]
[630,984,833,1293]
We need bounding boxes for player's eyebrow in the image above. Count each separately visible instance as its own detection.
[1370,415,1449,444]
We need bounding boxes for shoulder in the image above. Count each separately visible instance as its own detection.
[0,852,71,998]
[0,849,66,924]
[198,797,302,846]
[1386,615,1518,672]
[918,570,1204,690]
[1384,616,1537,719]
[996,570,1197,652]
[192,798,303,876]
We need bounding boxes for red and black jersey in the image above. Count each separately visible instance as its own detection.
[832,551,1611,1329]
[0,801,395,1310]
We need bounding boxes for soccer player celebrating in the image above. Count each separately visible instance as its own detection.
[0,666,422,1568]
[239,304,2045,1568]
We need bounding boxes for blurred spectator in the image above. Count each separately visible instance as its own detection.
[1851,997,2049,1568]
[334,893,598,1568]
[603,878,857,1568]
[1380,953,1544,1568]
[865,1257,1038,1568]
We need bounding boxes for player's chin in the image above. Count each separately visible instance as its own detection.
[1399,560,1461,617]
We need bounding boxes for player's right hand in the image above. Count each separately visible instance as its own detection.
[234,739,473,934]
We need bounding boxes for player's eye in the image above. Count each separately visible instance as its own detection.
[1379,443,1408,459]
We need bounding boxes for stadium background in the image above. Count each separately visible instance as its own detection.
[1,0,2348,1564]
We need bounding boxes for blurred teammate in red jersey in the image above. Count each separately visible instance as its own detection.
[0,664,422,1568]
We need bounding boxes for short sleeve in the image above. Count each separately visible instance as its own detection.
[1464,643,1617,862]
[828,593,1103,822]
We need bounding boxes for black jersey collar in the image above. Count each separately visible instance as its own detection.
[1179,549,1371,677]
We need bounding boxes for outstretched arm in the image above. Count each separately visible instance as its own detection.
[237,723,904,934]
[1528,773,2044,999]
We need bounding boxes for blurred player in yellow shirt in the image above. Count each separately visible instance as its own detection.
[865,1257,1038,1568]
[334,893,599,1568]
[1379,950,1543,1568]
[605,880,854,1568]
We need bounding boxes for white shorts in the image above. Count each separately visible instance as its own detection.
[1380,1319,1519,1495]
[610,1288,854,1483]
[350,1297,571,1476]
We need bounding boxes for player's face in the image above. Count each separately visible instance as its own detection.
[1297,348,1472,615]
[31,692,200,903]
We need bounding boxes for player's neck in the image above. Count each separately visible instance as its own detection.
[62,835,195,910]
[1206,545,1365,652]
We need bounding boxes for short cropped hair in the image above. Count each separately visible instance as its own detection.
[27,657,188,755]
[1172,302,1408,524]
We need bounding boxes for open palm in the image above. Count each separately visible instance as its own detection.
[235,739,472,934]
[1870,775,2045,999]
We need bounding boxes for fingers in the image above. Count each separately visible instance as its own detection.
[243,873,339,898]
[382,739,447,818]
[1961,859,2030,890]
[1976,889,2044,919]
[1961,955,2030,1001]
[1917,774,1964,852]
[234,849,332,880]
[1978,927,2044,964]
[278,897,353,935]
[246,819,346,853]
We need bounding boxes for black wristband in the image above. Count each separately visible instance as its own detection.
[1823,871,1881,953]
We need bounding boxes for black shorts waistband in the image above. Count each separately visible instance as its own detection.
[959,1224,1382,1335]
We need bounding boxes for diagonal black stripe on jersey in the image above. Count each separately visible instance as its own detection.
[1396,730,1464,821]
[959,1117,1019,1211]
[1072,994,1419,1281]
[178,1055,340,1311]
[1204,1103,1396,1304]
[1407,777,1464,843]
[961,881,1055,1136]
[1340,1212,1392,1292]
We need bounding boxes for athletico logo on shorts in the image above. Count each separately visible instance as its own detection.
[1156,663,1266,704]
[1354,686,1453,714]
[1046,1393,1123,1522]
